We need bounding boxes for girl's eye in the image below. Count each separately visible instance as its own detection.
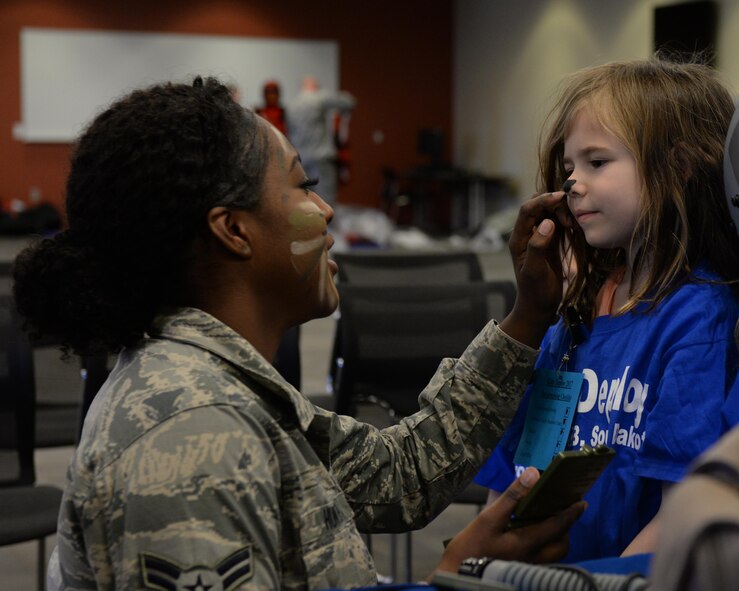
[590,159,607,169]
[300,177,319,194]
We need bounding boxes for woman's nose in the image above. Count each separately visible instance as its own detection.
[313,192,334,224]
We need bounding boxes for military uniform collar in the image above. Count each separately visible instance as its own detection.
[149,307,316,432]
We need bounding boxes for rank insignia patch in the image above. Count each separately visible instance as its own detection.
[140,545,253,591]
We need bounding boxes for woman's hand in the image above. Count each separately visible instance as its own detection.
[433,467,586,576]
[500,191,570,348]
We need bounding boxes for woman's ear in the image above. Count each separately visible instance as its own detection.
[207,206,253,258]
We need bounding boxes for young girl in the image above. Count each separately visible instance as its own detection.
[475,58,739,562]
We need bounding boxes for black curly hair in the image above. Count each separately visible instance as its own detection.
[13,76,269,355]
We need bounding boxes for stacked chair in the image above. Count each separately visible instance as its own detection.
[329,250,516,582]
[0,259,111,589]
[0,293,64,590]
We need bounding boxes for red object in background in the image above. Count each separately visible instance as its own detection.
[255,80,287,135]
[334,111,351,186]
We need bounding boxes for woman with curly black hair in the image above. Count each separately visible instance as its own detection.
[14,77,581,590]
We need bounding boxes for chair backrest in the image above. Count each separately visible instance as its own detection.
[328,251,486,400]
[334,280,516,417]
[0,261,12,294]
[0,293,37,486]
[0,257,113,446]
[78,352,113,440]
[334,251,484,285]
[273,325,301,391]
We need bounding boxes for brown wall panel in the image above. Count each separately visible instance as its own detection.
[0,0,452,216]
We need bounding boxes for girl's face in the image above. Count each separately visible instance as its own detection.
[563,107,642,254]
[249,124,339,323]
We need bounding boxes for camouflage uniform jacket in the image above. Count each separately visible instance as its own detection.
[53,307,537,591]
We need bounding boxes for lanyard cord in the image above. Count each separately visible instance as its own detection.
[559,306,587,371]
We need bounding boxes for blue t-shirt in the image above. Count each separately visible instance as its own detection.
[475,272,739,562]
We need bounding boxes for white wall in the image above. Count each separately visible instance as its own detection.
[454,0,739,199]
[17,28,338,142]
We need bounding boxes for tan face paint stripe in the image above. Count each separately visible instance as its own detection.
[290,248,324,282]
[317,255,327,305]
[290,236,325,256]
[287,195,327,281]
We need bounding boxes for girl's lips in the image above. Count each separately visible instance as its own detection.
[575,211,597,223]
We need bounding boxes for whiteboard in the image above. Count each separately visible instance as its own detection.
[16,27,339,142]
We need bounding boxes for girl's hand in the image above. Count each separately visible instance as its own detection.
[500,191,569,347]
[433,467,586,575]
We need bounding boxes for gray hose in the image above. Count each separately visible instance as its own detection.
[479,559,650,591]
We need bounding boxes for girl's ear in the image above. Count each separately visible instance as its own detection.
[207,206,253,258]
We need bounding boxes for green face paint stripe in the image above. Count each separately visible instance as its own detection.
[288,210,325,229]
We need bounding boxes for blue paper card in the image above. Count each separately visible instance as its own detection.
[513,368,583,470]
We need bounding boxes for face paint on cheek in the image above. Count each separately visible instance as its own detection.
[288,201,327,280]
[317,255,327,306]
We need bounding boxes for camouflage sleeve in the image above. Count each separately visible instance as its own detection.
[63,406,284,590]
[327,320,539,533]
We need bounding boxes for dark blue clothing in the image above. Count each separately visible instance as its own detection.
[475,271,739,562]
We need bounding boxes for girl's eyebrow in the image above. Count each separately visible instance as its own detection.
[563,145,610,162]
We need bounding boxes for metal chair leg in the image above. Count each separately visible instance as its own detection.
[404,531,413,582]
[389,533,398,582]
[37,536,46,591]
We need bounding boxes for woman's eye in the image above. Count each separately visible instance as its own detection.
[300,177,319,194]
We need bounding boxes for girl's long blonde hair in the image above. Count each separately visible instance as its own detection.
[539,57,739,321]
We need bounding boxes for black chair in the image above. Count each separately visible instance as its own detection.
[23,333,112,448]
[33,343,87,447]
[328,252,492,582]
[334,280,515,417]
[329,251,484,404]
[334,250,484,286]
[0,261,12,294]
[273,325,301,391]
[334,279,516,581]
[78,352,113,440]
[0,294,64,590]
[0,259,111,447]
